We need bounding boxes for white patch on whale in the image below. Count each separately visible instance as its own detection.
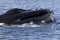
[41,20,45,23]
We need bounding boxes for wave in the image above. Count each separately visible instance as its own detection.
[0,21,55,27]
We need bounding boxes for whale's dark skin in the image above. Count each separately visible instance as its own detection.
[0,8,54,25]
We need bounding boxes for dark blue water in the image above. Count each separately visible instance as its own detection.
[0,27,56,40]
[0,0,60,40]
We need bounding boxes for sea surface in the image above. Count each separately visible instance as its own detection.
[0,0,60,40]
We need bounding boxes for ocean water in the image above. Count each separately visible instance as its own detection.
[0,0,60,40]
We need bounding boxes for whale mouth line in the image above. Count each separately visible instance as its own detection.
[13,14,54,25]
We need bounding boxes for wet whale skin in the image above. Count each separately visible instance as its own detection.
[0,8,54,25]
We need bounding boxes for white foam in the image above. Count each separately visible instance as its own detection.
[0,23,5,26]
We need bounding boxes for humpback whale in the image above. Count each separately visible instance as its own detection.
[0,8,55,25]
